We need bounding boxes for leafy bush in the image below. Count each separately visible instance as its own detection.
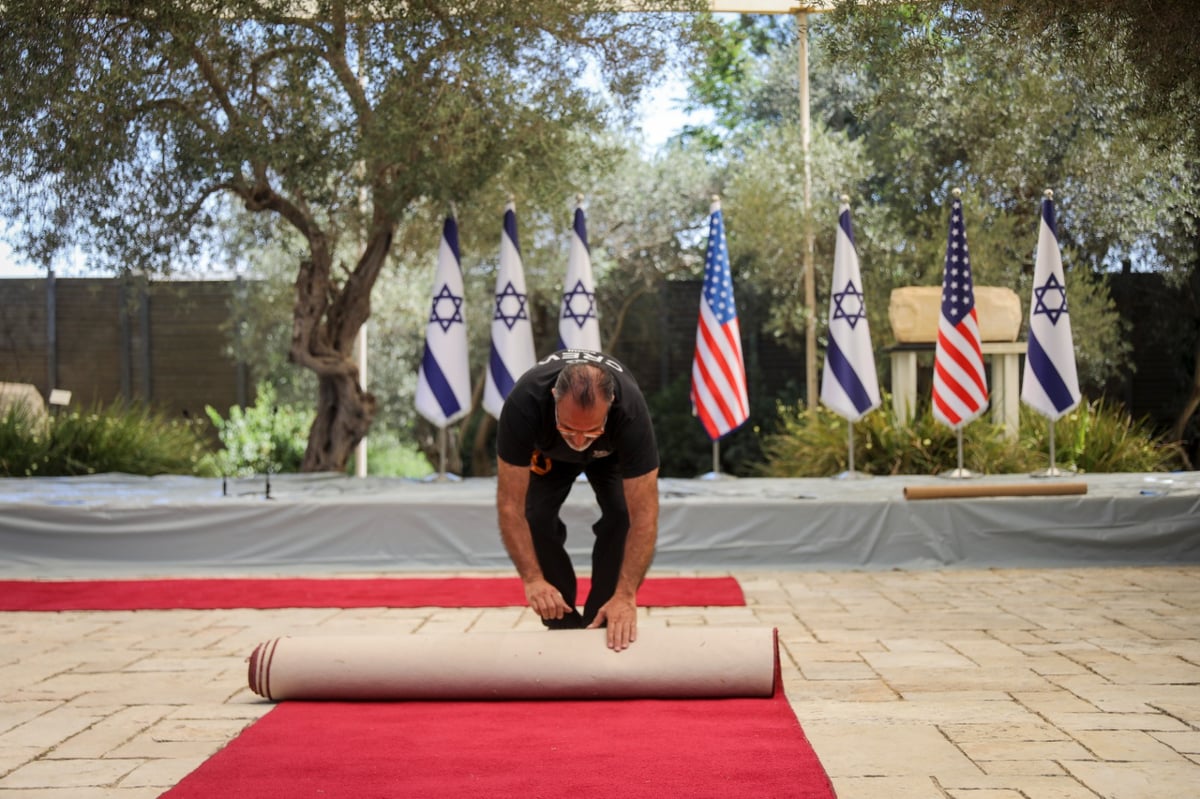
[204,383,313,477]
[359,435,434,478]
[760,394,1185,477]
[0,401,217,477]
[1020,397,1185,473]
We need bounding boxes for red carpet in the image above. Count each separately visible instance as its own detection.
[162,661,835,798]
[0,576,744,611]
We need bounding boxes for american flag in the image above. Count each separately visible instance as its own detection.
[931,194,988,428]
[1021,190,1081,420]
[691,197,749,440]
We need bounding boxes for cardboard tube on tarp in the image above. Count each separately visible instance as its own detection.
[903,482,1088,500]
[248,627,776,701]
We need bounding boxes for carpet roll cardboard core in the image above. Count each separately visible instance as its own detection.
[248,627,776,701]
[903,481,1088,500]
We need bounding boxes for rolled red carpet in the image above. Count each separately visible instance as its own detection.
[164,653,834,798]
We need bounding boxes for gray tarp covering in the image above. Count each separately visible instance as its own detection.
[0,472,1197,576]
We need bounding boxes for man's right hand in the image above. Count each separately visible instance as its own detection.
[524,578,574,620]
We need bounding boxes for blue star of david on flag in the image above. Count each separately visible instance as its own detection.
[561,279,597,329]
[1021,190,1080,420]
[493,281,529,331]
[831,279,867,330]
[416,215,472,429]
[1032,273,1068,326]
[559,203,602,352]
[429,284,465,333]
[483,200,536,419]
[820,200,880,422]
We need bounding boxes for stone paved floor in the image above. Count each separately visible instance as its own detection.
[1,566,1198,798]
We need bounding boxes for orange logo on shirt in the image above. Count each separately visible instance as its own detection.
[530,450,552,475]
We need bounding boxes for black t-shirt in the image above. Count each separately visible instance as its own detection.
[496,349,659,478]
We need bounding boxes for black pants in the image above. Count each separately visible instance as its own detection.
[525,454,629,628]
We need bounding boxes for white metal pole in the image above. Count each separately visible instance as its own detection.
[798,11,817,407]
[355,322,368,477]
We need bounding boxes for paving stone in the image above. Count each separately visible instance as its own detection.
[1072,730,1192,762]
[827,775,945,799]
[0,746,44,774]
[0,704,60,738]
[0,708,102,749]
[47,706,174,759]
[1152,730,1200,755]
[941,721,1072,743]
[942,776,1100,799]
[785,679,898,703]
[1043,712,1191,733]
[798,660,878,681]
[802,722,983,779]
[117,756,206,788]
[1059,760,1200,799]
[1012,689,1101,715]
[874,665,1054,694]
[977,760,1067,777]
[957,738,1093,762]
[0,758,141,789]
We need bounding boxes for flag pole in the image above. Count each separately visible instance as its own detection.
[1049,422,1057,473]
[940,426,977,479]
[848,423,854,474]
[833,421,870,480]
[1031,418,1069,478]
[438,426,448,479]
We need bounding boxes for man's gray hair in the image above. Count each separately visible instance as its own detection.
[554,363,615,409]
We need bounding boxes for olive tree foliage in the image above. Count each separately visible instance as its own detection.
[821,0,1200,440]
[0,0,710,471]
[680,7,1197,407]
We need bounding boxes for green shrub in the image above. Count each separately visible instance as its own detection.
[1019,397,1185,473]
[0,404,49,476]
[358,435,434,478]
[204,383,313,477]
[760,394,1184,477]
[0,401,217,477]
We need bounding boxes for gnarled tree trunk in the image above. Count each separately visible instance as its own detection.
[289,224,392,472]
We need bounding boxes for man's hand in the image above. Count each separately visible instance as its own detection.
[588,594,638,651]
[524,578,573,621]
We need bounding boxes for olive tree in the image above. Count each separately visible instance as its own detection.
[0,0,707,470]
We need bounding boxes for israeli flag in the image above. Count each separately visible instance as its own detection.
[1021,190,1081,419]
[820,198,881,421]
[415,216,471,428]
[558,199,601,351]
[483,199,536,419]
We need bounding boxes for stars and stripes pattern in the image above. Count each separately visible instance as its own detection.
[1021,190,1081,419]
[558,200,601,352]
[415,215,471,427]
[820,200,880,422]
[483,200,536,419]
[690,197,749,440]
[931,194,989,428]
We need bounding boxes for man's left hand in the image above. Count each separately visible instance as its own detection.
[587,595,638,651]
